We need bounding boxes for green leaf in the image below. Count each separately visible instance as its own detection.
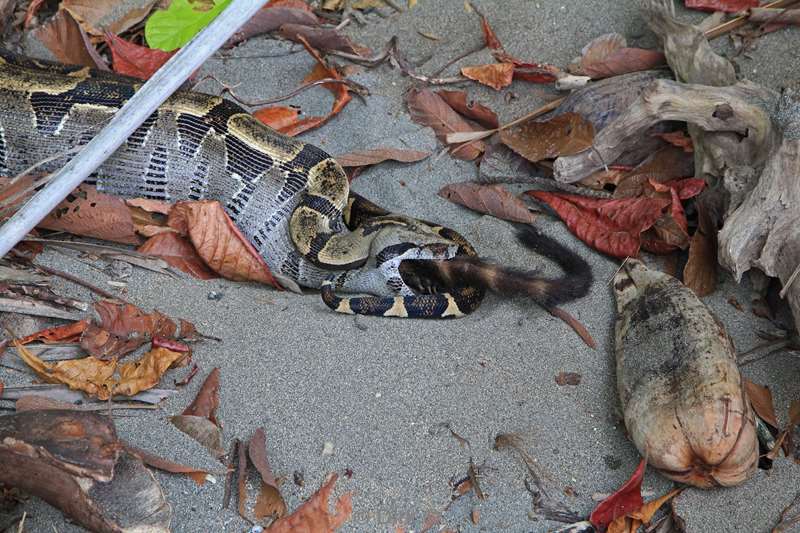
[144,0,232,52]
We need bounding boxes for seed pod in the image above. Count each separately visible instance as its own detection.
[614,259,758,488]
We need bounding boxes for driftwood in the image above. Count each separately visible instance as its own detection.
[551,0,800,333]
[0,410,171,532]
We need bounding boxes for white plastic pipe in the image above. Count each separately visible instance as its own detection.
[0,0,268,258]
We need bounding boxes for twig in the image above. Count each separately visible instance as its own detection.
[703,0,800,39]
[430,42,486,78]
[780,261,800,299]
[12,253,119,301]
[546,305,596,349]
[222,438,239,510]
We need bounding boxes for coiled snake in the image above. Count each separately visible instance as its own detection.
[0,50,589,318]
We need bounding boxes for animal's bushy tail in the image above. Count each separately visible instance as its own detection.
[417,226,593,308]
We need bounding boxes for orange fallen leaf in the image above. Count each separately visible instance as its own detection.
[249,428,287,520]
[14,340,186,401]
[124,442,210,486]
[461,63,514,90]
[18,319,90,345]
[253,106,302,134]
[683,203,717,297]
[579,33,665,80]
[167,201,281,288]
[654,131,694,153]
[182,368,220,425]
[268,473,352,532]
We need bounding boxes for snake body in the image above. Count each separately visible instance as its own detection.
[0,50,591,318]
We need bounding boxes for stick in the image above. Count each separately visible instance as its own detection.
[703,0,800,39]
[0,0,270,259]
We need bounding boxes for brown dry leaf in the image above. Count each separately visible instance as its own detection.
[80,300,181,359]
[226,1,319,47]
[436,90,499,129]
[14,340,185,401]
[138,232,218,280]
[237,437,248,519]
[126,197,172,215]
[335,148,431,168]
[579,33,626,73]
[168,201,282,288]
[438,182,536,224]
[182,368,220,426]
[461,63,515,90]
[249,427,287,520]
[170,414,225,458]
[500,113,594,163]
[555,372,582,386]
[278,23,370,56]
[406,87,485,161]
[62,0,158,36]
[683,204,717,297]
[547,306,597,349]
[578,166,632,191]
[39,185,141,245]
[30,9,100,68]
[612,146,695,199]
[18,319,89,345]
[744,379,780,430]
[268,473,353,533]
[124,442,209,486]
[578,33,665,80]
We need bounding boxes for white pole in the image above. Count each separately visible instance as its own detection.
[0,0,268,258]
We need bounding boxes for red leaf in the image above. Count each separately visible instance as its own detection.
[528,191,669,258]
[684,0,758,13]
[105,32,174,79]
[590,459,646,531]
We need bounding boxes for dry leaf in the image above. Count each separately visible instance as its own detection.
[461,63,514,90]
[138,232,218,280]
[105,32,174,79]
[15,340,186,400]
[271,38,352,137]
[654,131,694,153]
[546,306,597,349]
[227,1,319,46]
[579,33,664,79]
[249,428,287,520]
[124,442,209,486]
[436,90,498,129]
[439,182,537,224]
[555,372,582,386]
[80,300,184,359]
[62,0,158,36]
[39,184,141,245]
[590,459,646,530]
[253,106,302,134]
[18,319,89,345]
[268,473,353,533]
[683,203,717,296]
[406,87,485,160]
[278,23,370,56]
[182,368,220,426]
[30,9,99,68]
[170,414,225,458]
[500,113,595,163]
[744,379,780,430]
[168,200,282,287]
[335,148,431,168]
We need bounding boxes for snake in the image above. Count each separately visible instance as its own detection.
[0,49,592,318]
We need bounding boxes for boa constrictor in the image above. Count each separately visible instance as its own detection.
[0,50,590,318]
